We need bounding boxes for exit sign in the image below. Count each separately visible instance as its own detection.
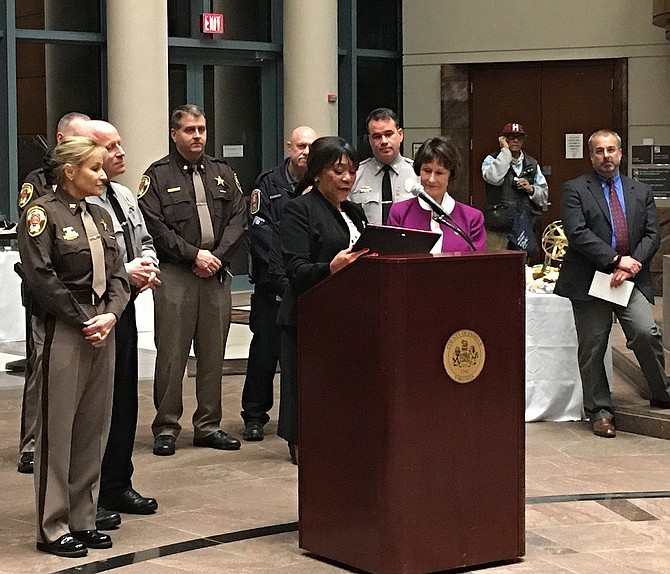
[201,13,224,35]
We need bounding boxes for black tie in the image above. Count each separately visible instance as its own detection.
[107,185,135,262]
[381,164,393,224]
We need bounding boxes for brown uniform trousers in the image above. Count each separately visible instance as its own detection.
[32,304,115,543]
[151,263,231,439]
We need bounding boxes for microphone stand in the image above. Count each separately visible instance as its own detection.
[431,212,477,251]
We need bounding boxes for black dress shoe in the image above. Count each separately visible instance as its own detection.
[193,430,241,450]
[242,421,264,441]
[72,530,112,549]
[650,398,670,408]
[36,533,87,558]
[99,488,158,515]
[153,435,176,456]
[17,451,34,474]
[5,358,26,373]
[96,507,121,530]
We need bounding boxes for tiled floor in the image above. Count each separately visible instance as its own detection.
[3,325,670,573]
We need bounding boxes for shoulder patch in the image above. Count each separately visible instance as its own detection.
[18,182,34,209]
[138,175,151,199]
[26,206,47,237]
[250,189,261,215]
[234,172,243,194]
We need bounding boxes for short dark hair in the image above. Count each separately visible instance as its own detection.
[365,107,400,132]
[171,104,205,130]
[413,136,461,180]
[299,136,359,193]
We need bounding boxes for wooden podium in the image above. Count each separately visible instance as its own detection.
[298,251,526,574]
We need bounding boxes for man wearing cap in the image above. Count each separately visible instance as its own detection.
[481,122,548,251]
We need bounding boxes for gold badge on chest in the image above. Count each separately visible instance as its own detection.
[62,226,79,241]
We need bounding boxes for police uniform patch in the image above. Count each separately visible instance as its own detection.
[215,175,225,187]
[26,206,47,237]
[250,189,261,215]
[234,172,243,193]
[138,175,151,199]
[18,182,34,209]
[62,226,79,241]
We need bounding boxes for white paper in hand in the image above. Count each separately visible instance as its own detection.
[588,270,634,306]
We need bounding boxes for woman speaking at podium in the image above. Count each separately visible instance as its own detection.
[276,136,368,464]
[388,136,486,252]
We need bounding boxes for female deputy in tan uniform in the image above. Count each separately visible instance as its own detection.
[17,137,130,558]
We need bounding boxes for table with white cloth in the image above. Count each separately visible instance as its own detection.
[525,291,612,422]
[0,250,25,343]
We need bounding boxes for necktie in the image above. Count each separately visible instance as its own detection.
[81,203,106,299]
[381,164,393,224]
[192,165,215,249]
[607,178,629,256]
[106,185,135,262]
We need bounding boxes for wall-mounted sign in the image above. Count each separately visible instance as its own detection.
[654,146,670,164]
[201,13,224,35]
[222,145,244,158]
[565,133,583,159]
[632,167,670,197]
[632,145,652,165]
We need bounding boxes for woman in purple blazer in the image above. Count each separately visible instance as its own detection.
[387,136,486,252]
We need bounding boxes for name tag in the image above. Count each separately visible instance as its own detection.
[356,186,372,194]
[167,187,181,193]
[269,193,282,200]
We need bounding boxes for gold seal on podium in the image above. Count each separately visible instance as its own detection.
[443,330,485,383]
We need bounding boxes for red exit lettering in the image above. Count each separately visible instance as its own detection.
[201,13,224,35]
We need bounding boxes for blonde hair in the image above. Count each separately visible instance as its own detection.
[46,136,106,184]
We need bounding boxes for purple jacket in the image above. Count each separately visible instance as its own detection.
[387,197,486,252]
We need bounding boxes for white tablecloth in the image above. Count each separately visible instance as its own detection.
[525,291,612,422]
[0,251,25,342]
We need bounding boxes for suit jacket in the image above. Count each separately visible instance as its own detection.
[277,188,367,326]
[387,197,486,252]
[554,171,660,303]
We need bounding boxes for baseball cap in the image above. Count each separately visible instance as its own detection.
[502,123,526,136]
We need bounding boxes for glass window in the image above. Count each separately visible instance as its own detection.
[211,1,271,42]
[168,0,271,41]
[356,0,400,51]
[16,42,102,181]
[16,0,101,33]
[167,0,191,38]
[168,65,188,113]
[355,58,401,159]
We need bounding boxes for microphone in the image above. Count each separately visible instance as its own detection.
[404,179,452,222]
[404,178,477,251]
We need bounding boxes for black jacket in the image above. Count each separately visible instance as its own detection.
[277,189,367,326]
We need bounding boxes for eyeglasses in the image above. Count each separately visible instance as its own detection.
[504,134,526,141]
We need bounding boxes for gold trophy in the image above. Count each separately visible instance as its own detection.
[531,220,567,283]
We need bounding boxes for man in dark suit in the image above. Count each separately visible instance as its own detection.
[555,129,670,438]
